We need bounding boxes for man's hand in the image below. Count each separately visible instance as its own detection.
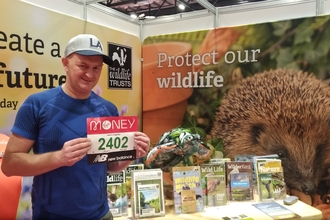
[134,132,150,158]
[57,138,92,166]
[107,132,150,173]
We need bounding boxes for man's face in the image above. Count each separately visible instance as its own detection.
[62,53,103,97]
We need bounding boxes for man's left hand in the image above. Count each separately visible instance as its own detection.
[134,132,150,158]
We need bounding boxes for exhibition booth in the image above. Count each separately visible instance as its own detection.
[1,0,330,219]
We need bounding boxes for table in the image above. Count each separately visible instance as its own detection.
[114,199,322,220]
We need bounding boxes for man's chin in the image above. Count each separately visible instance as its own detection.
[78,84,96,94]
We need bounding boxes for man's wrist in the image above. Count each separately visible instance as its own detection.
[107,160,133,173]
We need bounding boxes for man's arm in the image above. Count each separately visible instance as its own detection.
[1,133,91,177]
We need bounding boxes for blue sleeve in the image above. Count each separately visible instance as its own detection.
[11,94,40,140]
[112,106,119,117]
[102,97,119,117]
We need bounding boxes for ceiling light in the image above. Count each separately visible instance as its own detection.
[130,14,137,19]
[178,4,185,10]
[145,15,156,19]
[138,13,146,18]
[137,13,156,20]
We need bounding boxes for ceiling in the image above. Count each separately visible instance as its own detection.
[97,0,266,18]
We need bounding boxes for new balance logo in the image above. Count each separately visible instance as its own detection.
[93,154,108,163]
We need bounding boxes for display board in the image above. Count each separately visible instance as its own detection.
[142,14,330,213]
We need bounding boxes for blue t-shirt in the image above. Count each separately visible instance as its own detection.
[11,86,119,220]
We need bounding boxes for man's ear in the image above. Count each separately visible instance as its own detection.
[250,124,265,145]
[61,57,69,71]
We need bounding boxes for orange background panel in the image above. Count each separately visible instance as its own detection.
[0,133,22,220]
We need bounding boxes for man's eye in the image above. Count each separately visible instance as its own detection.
[78,65,87,69]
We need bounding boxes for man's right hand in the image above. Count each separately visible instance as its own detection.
[57,138,92,167]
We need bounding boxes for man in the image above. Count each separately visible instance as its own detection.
[1,34,150,220]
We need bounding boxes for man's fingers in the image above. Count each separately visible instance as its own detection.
[67,138,91,146]
[61,138,92,166]
[134,133,150,145]
[68,146,90,157]
[135,141,148,158]
[62,145,90,166]
[64,139,91,151]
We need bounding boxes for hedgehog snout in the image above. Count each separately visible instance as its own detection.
[301,182,317,195]
[299,168,318,195]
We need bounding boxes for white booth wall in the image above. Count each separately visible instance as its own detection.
[22,0,330,40]
[142,0,330,40]
[21,0,140,36]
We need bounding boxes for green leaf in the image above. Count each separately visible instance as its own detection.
[181,111,207,139]
[207,138,224,152]
[181,111,198,127]
[284,62,300,70]
[238,24,273,48]
[189,127,206,138]
[291,42,314,56]
[169,128,191,139]
[272,20,292,36]
[304,50,323,64]
[314,24,330,56]
[294,19,314,44]
[269,50,279,60]
[310,15,330,30]
[276,48,294,68]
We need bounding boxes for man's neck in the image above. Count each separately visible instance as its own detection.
[61,83,90,100]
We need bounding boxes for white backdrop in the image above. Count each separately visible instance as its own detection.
[21,0,330,40]
[21,0,140,36]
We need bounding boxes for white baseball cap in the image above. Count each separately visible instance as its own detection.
[64,34,113,66]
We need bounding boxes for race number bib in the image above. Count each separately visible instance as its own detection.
[87,116,138,164]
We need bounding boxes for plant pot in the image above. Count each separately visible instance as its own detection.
[142,42,193,144]
[143,100,189,144]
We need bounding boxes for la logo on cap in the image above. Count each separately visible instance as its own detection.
[90,38,103,51]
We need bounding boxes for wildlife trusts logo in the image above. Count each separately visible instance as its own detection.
[107,43,132,89]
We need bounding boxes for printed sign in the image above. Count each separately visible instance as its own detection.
[87,116,138,164]
[252,202,301,219]
[107,43,132,89]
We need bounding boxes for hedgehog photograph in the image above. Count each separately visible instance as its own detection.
[211,68,330,216]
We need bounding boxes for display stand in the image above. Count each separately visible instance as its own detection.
[114,199,322,220]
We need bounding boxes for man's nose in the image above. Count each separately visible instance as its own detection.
[85,68,96,77]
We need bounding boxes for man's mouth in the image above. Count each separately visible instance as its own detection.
[82,78,92,82]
